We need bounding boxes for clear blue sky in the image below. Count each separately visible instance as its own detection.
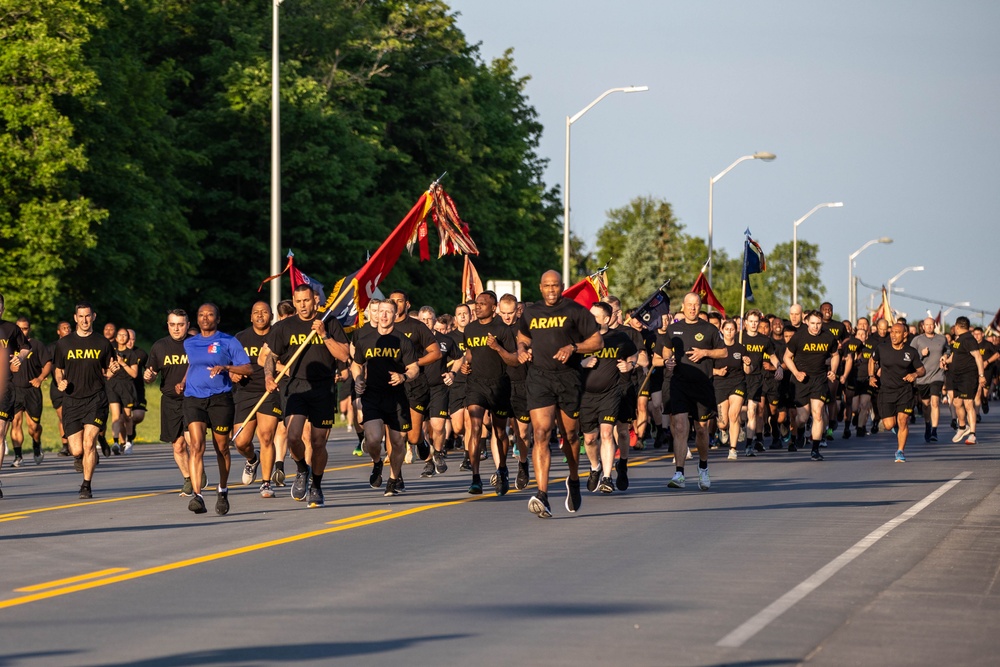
[447,0,999,324]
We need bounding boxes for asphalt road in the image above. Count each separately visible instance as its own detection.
[1,418,998,667]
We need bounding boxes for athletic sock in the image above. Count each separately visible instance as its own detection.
[811,439,821,453]
[698,459,708,470]
[217,485,227,494]
[676,466,685,475]
[247,452,258,465]
[295,458,309,474]
[13,446,22,458]
[312,473,323,489]
[32,440,41,455]
[275,461,285,473]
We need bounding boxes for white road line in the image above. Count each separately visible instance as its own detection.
[717,471,972,648]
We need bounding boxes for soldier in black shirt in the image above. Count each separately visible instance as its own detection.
[870,323,924,462]
[655,292,725,491]
[851,325,876,436]
[351,300,419,497]
[971,327,999,420]
[445,304,472,468]
[605,295,648,488]
[106,327,139,455]
[943,316,986,445]
[48,321,72,457]
[0,294,32,495]
[417,306,462,479]
[714,319,751,460]
[8,317,50,466]
[516,270,602,518]
[53,302,118,499]
[742,310,776,453]
[461,291,519,495]
[146,309,197,494]
[265,284,349,507]
[498,294,532,490]
[783,310,840,460]
[125,329,148,453]
[580,303,637,494]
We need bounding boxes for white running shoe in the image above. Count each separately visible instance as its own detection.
[668,471,686,488]
[952,425,971,443]
[123,441,133,455]
[727,448,738,461]
[698,467,711,491]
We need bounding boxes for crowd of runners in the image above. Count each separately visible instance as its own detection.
[0,276,994,518]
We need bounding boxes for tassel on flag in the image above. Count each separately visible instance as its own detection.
[462,256,484,303]
[257,250,293,293]
[630,281,673,330]
[872,285,895,324]
[934,309,943,333]
[692,270,726,317]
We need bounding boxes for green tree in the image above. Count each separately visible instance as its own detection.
[0,0,106,323]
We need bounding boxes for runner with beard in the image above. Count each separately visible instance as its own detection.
[265,285,350,507]
[417,306,461,478]
[53,302,117,499]
[870,323,924,462]
[8,317,50,467]
[604,295,648,487]
[387,291,441,466]
[498,294,532,490]
[656,293,726,491]
[783,310,840,461]
[231,301,282,498]
[145,310,196,494]
[943,316,987,445]
[517,271,602,518]
[912,317,949,442]
[460,291,519,495]
[351,300,419,497]
[580,302,637,494]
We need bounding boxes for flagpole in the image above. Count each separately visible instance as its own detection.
[739,280,747,344]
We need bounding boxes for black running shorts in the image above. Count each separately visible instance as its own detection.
[510,380,530,424]
[283,378,336,429]
[361,391,411,432]
[106,381,136,408]
[183,392,235,436]
[745,373,763,402]
[951,372,978,401]
[878,386,915,418]
[714,377,747,405]
[792,374,830,407]
[404,381,430,416]
[616,382,638,423]
[669,372,716,422]
[465,376,512,419]
[426,383,450,419]
[580,386,621,433]
[11,385,43,422]
[526,367,583,418]
[234,389,283,424]
[914,381,943,402]
[160,394,185,443]
[62,392,110,437]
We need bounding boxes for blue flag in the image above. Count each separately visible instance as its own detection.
[632,281,672,330]
[742,229,766,302]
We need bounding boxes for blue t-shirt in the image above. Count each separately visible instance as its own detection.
[183,331,250,399]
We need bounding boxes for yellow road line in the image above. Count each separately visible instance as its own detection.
[328,509,391,524]
[0,492,171,521]
[16,568,130,593]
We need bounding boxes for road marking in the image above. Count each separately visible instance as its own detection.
[716,471,972,648]
[17,568,130,593]
[0,493,169,520]
[328,510,391,524]
[0,516,28,523]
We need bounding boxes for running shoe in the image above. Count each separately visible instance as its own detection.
[11,456,22,468]
[950,418,959,430]
[404,444,414,464]
[489,472,498,487]
[188,494,207,514]
[383,478,400,497]
[123,441,133,455]
[842,428,852,440]
[369,462,384,489]
[856,426,867,438]
[433,450,447,474]
[965,433,978,446]
[272,468,286,487]
[59,445,71,457]
[259,481,274,498]
[598,476,614,494]
[894,450,906,463]
[215,490,230,516]
[352,445,364,457]
[0,481,3,499]
[787,442,798,453]
[307,486,325,508]
[728,448,738,461]
[769,438,783,450]
[180,477,193,497]
[200,469,207,488]
[396,477,406,492]
[33,451,44,465]
[824,427,834,441]
[929,430,939,442]
[79,483,92,500]
[924,424,932,443]
[668,471,686,489]
[468,475,483,495]
[291,469,310,501]
[565,478,581,513]
[754,439,766,452]
[459,455,472,472]
[615,459,629,491]
[528,492,552,518]
[99,440,111,457]
[698,467,711,491]
[419,461,436,478]
[685,449,693,460]
[746,446,757,458]
[111,443,121,455]
[952,425,971,443]
[515,463,529,490]
[587,469,601,492]
[242,457,260,486]
[496,468,509,496]
[810,450,825,461]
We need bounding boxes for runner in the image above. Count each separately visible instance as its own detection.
[106,327,139,455]
[741,309,776,454]
[417,306,461,478]
[52,302,117,499]
[265,285,350,507]
[580,302,637,494]
[48,321,72,457]
[125,329,147,453]
[851,324,876,436]
[145,309,196,495]
[714,319,752,460]
[764,317,790,448]
[517,270,603,517]
[604,295,648,488]
[8,317,50,467]
[268,298,297,484]
[971,327,998,420]
[181,303,252,515]
[498,293,533,489]
[0,295,31,497]
[943,316,986,445]
[912,317,949,442]
[783,310,840,461]
[351,300,419,496]
[870,322,924,462]
[656,292,725,491]
[821,302,848,441]
[447,303,472,471]
[231,301,282,498]
[838,324,865,440]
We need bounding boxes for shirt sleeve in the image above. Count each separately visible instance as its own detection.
[228,337,251,366]
[325,318,349,345]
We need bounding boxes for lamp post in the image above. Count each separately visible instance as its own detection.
[269,0,285,316]
[848,237,892,322]
[792,202,843,306]
[707,152,776,288]
[942,301,971,320]
[562,85,648,282]
[887,265,924,296]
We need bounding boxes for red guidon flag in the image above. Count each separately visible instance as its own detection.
[692,271,726,317]
[563,277,601,309]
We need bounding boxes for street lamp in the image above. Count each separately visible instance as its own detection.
[269,0,285,316]
[792,202,843,306]
[562,85,648,282]
[942,301,971,320]
[707,152,776,288]
[886,265,924,295]
[848,236,892,322]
